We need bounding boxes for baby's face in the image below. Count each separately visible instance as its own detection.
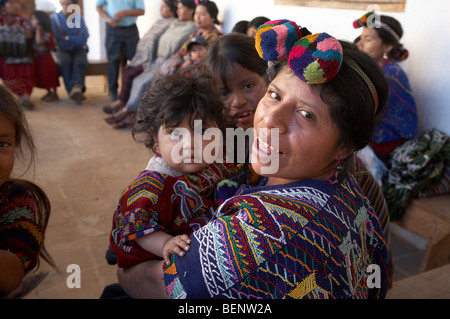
[189,44,207,63]
[156,117,222,174]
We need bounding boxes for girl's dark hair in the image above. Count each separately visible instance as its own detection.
[202,32,268,93]
[375,15,408,61]
[0,84,55,270]
[31,10,53,34]
[268,41,388,161]
[133,73,229,151]
[198,1,219,25]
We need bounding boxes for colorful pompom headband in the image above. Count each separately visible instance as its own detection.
[353,12,400,42]
[255,20,343,85]
[255,19,379,113]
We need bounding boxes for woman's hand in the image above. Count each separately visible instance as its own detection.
[162,234,191,264]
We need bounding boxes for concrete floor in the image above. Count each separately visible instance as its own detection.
[10,76,432,299]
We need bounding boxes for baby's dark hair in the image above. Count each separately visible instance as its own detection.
[133,73,228,151]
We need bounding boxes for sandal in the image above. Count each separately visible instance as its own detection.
[113,113,136,129]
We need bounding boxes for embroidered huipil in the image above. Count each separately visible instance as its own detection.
[110,158,237,268]
[164,173,391,299]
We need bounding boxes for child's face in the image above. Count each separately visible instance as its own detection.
[189,44,207,63]
[4,0,21,15]
[155,116,220,174]
[30,15,39,28]
[0,114,16,187]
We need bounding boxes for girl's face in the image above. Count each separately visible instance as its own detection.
[0,114,16,188]
[177,2,194,21]
[155,116,219,174]
[357,27,392,65]
[252,66,344,186]
[160,0,175,19]
[194,5,214,29]
[4,0,21,15]
[214,62,267,131]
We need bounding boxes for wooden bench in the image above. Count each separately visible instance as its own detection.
[86,59,108,92]
[393,195,450,272]
[387,263,450,298]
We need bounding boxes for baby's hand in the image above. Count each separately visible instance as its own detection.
[162,235,191,264]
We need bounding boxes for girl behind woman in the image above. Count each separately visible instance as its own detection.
[31,10,60,102]
[0,84,54,298]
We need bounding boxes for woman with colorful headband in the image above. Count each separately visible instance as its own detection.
[354,12,417,166]
[116,20,391,299]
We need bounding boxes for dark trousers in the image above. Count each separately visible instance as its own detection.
[54,49,88,95]
[105,24,140,100]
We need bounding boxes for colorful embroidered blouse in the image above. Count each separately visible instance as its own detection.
[110,160,237,268]
[164,174,391,299]
[0,182,42,275]
[372,61,417,145]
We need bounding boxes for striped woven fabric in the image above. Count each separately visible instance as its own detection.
[164,174,391,299]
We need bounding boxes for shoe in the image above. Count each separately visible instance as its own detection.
[69,85,86,104]
[20,98,35,110]
[42,92,59,102]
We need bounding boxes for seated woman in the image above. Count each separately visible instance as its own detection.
[116,20,391,299]
[102,0,178,115]
[354,12,417,167]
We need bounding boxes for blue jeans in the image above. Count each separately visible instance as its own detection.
[105,24,139,100]
[54,49,88,95]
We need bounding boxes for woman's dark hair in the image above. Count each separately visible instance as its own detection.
[133,73,228,151]
[31,10,53,34]
[0,84,55,270]
[198,1,219,25]
[164,0,178,17]
[232,20,249,34]
[375,15,408,61]
[249,16,270,30]
[178,0,196,10]
[202,33,268,94]
[268,41,388,160]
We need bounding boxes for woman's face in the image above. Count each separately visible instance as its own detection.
[0,114,16,188]
[160,0,175,19]
[252,66,343,186]
[4,0,21,15]
[357,27,391,65]
[176,2,194,21]
[194,5,214,29]
[214,62,267,131]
